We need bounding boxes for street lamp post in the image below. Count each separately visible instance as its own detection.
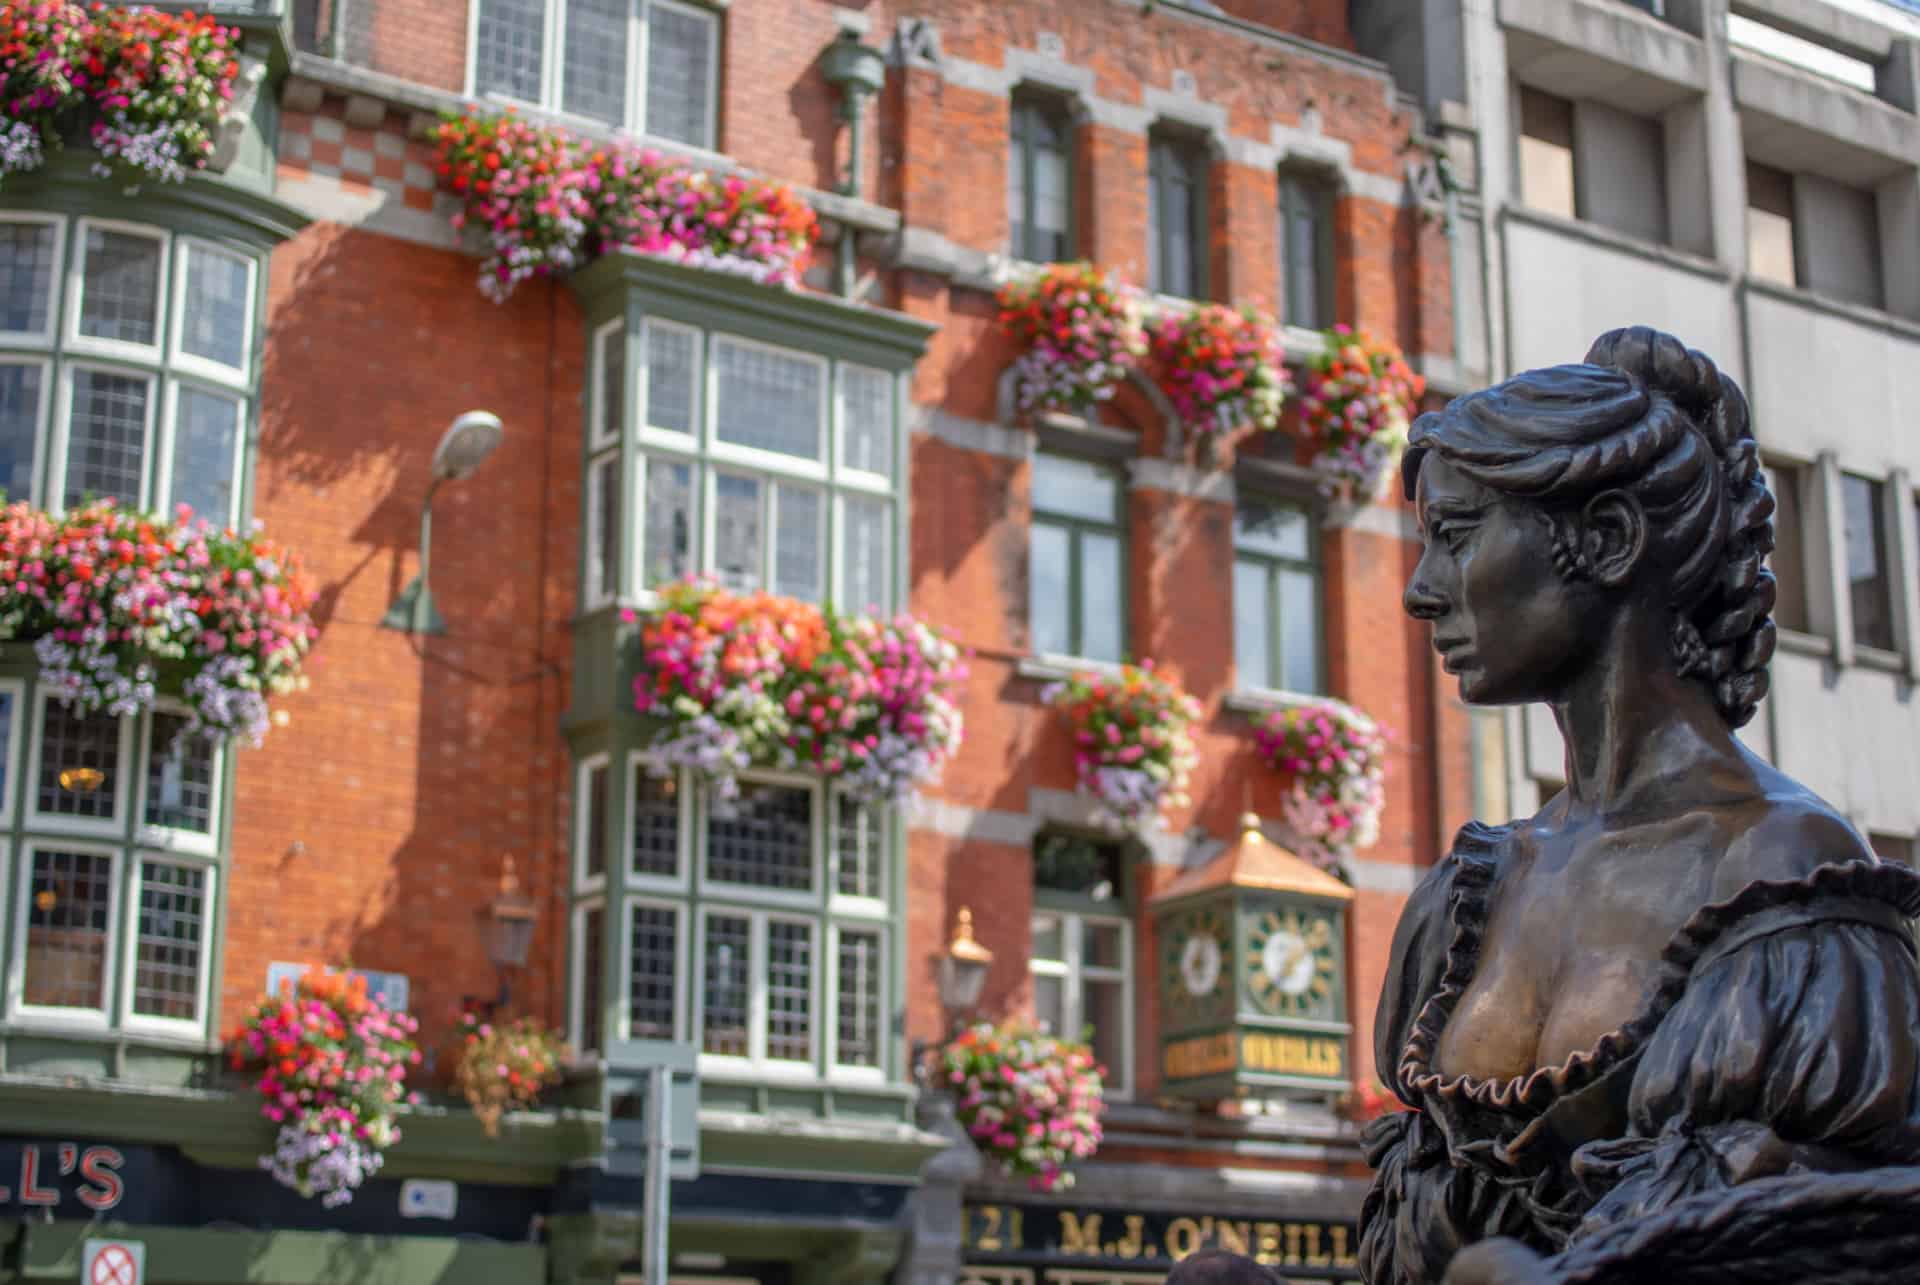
[381,411,505,635]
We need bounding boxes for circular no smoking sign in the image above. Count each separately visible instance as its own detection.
[84,1241,142,1285]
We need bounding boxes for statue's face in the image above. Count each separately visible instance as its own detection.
[1406,455,1601,707]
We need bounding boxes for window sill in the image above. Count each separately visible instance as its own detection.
[1854,644,1908,673]
[1776,628,1834,658]
[1742,275,1920,344]
[1502,205,1731,283]
[1017,654,1127,684]
[0,1014,215,1053]
[1224,686,1329,716]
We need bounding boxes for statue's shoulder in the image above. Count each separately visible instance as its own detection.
[1706,786,1876,904]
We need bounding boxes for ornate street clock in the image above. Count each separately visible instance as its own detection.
[1151,814,1354,1099]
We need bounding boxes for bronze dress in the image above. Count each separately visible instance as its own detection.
[1358,822,1920,1284]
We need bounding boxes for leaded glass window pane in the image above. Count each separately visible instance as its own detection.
[702,913,750,1055]
[836,928,882,1068]
[640,456,693,587]
[23,848,112,1010]
[713,471,763,592]
[145,712,214,833]
[773,483,822,603]
[645,1,718,148]
[628,903,677,1039]
[79,228,162,347]
[180,244,251,371]
[0,221,56,335]
[587,453,620,602]
[170,386,240,527]
[562,0,628,125]
[133,861,206,1020]
[38,702,119,819]
[474,0,546,102]
[707,782,812,891]
[714,339,823,462]
[841,495,890,615]
[0,362,42,501]
[582,759,609,880]
[579,905,604,1053]
[766,919,813,1062]
[840,364,893,477]
[631,765,678,878]
[65,369,149,507]
[644,322,697,436]
[835,795,884,899]
[596,324,624,446]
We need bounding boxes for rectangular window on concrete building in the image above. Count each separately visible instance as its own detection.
[1278,170,1336,331]
[1234,495,1323,695]
[1793,176,1883,311]
[1517,87,1576,220]
[11,692,221,1034]
[1029,452,1126,664]
[471,0,720,150]
[1871,833,1915,865]
[1764,459,1813,635]
[1843,473,1897,653]
[1009,92,1075,263]
[1148,130,1209,300]
[1746,162,1798,288]
[1032,830,1131,1096]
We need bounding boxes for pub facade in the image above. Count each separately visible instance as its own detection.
[0,0,1469,1280]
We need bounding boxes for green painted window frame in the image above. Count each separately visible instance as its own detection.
[0,679,232,1045]
[1008,90,1076,264]
[1148,129,1210,301]
[1029,451,1129,664]
[1232,493,1326,696]
[1031,828,1137,1098]
[1278,169,1336,331]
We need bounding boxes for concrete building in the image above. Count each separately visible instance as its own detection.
[1354,0,1920,853]
[0,0,1466,1281]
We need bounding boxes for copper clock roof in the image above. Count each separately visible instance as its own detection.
[1150,813,1356,905]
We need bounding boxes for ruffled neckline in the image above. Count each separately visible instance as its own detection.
[1397,825,1920,1120]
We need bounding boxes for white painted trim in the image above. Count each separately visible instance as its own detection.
[49,361,158,515]
[132,710,224,859]
[118,855,218,1038]
[589,317,624,452]
[574,752,612,893]
[0,212,66,348]
[64,219,170,367]
[167,238,255,390]
[25,694,133,838]
[584,449,620,609]
[9,838,122,1027]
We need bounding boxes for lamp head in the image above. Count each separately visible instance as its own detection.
[432,411,504,482]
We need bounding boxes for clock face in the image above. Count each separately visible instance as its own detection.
[1161,906,1231,1007]
[1246,906,1338,1016]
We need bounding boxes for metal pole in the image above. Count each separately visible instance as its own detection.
[642,1064,671,1285]
[416,477,440,621]
[836,93,866,298]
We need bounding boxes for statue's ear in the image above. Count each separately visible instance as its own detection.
[1581,490,1646,589]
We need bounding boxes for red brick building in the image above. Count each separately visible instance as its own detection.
[0,0,1468,1281]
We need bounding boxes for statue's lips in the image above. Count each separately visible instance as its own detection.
[1433,636,1473,671]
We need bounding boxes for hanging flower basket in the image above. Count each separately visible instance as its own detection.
[454,1012,571,1138]
[1042,660,1201,830]
[939,1020,1106,1193]
[996,261,1148,418]
[1296,325,1425,501]
[227,969,422,1208]
[1253,698,1387,870]
[629,577,967,804]
[1146,302,1288,436]
[0,2,243,188]
[0,500,317,743]
[430,110,818,302]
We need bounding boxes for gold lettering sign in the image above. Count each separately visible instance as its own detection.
[1239,1030,1344,1078]
[961,1203,1359,1270]
[1162,1032,1236,1080]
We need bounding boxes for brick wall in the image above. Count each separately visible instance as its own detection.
[239,0,1455,1126]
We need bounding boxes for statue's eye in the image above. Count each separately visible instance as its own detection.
[1432,520,1472,552]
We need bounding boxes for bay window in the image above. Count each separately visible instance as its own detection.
[470,0,722,151]
[8,688,224,1038]
[0,213,255,528]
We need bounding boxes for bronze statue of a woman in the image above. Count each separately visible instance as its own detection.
[1172,327,1920,1285]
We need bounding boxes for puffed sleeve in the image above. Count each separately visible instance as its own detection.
[1569,862,1920,1238]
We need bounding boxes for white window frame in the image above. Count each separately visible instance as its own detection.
[620,894,686,1043]
[0,677,25,831]
[695,769,823,910]
[705,333,831,479]
[570,896,607,1051]
[51,361,159,515]
[0,355,53,508]
[584,449,621,610]
[590,317,624,453]
[133,709,224,858]
[633,447,700,598]
[64,219,171,365]
[575,752,612,893]
[25,691,135,837]
[9,838,121,1028]
[1030,907,1134,1099]
[826,787,888,915]
[155,377,247,531]
[639,317,703,448]
[463,0,722,151]
[834,491,895,617]
[167,237,256,389]
[834,361,896,487]
[826,920,888,1083]
[118,854,217,1037]
[694,905,820,1079]
[625,752,689,891]
[0,212,67,347]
